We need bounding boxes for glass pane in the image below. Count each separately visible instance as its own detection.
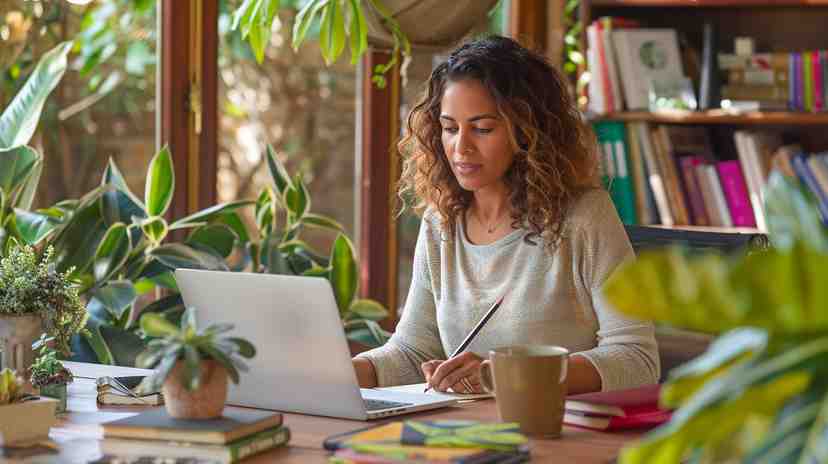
[217,2,356,262]
[0,0,157,206]
[395,2,510,310]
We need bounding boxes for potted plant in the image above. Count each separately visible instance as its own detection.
[29,334,74,413]
[135,308,256,419]
[0,367,58,444]
[0,242,88,372]
[603,172,828,463]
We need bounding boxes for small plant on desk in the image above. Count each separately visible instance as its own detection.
[0,368,28,405]
[29,333,73,413]
[136,307,256,419]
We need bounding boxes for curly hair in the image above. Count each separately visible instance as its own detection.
[397,35,600,249]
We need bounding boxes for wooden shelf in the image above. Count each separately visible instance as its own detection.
[590,0,828,7]
[648,224,763,234]
[592,110,828,125]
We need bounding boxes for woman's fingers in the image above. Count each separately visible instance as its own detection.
[420,359,444,386]
[429,352,484,393]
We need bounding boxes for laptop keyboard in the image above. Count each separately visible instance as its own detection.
[363,398,413,411]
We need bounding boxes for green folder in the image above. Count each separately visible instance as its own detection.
[593,121,638,224]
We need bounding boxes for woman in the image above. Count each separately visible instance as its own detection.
[352,35,659,395]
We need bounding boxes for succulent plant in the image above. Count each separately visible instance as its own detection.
[0,368,26,405]
[136,307,256,392]
[29,334,74,388]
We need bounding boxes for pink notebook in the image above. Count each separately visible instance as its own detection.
[716,160,757,227]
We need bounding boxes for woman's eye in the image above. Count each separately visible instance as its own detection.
[475,127,494,134]
[442,126,458,134]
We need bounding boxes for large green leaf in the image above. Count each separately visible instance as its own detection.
[100,159,146,227]
[0,146,40,198]
[284,174,310,220]
[347,0,368,64]
[140,312,180,338]
[186,224,237,258]
[260,233,291,275]
[100,325,146,366]
[301,212,344,232]
[0,42,73,149]
[141,216,168,244]
[329,233,357,314]
[266,144,292,195]
[93,281,138,321]
[319,0,346,65]
[231,0,280,63]
[50,189,108,275]
[149,243,229,271]
[12,209,59,246]
[144,146,175,217]
[171,200,253,228]
[348,298,388,321]
[93,223,131,282]
[82,324,115,365]
[15,157,41,210]
[213,212,250,244]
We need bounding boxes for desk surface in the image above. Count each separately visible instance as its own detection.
[49,362,641,463]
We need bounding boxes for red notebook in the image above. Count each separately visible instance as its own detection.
[564,384,671,431]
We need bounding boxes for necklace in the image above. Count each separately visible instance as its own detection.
[473,210,510,234]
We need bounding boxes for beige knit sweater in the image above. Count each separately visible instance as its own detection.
[357,189,659,391]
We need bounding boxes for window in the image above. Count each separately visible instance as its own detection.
[1,0,157,207]
[217,3,357,257]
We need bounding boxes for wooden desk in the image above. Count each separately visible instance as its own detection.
[48,362,641,463]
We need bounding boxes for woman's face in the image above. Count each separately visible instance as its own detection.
[439,79,515,193]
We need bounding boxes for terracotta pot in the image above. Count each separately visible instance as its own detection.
[0,313,43,372]
[162,360,228,419]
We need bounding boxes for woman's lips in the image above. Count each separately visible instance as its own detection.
[454,162,481,175]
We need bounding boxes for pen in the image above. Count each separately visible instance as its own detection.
[423,292,507,393]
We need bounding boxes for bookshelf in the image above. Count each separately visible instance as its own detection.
[582,0,828,233]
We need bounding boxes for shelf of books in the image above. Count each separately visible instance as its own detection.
[584,2,828,232]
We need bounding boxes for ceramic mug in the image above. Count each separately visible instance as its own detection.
[479,345,569,437]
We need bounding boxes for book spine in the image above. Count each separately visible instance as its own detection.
[594,20,615,113]
[823,51,828,111]
[679,156,709,226]
[791,153,828,226]
[229,426,291,462]
[804,51,814,112]
[796,53,804,110]
[721,84,789,101]
[814,51,824,112]
[789,53,796,110]
[716,161,757,227]
[635,122,673,226]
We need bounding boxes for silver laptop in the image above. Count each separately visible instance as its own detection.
[174,269,457,420]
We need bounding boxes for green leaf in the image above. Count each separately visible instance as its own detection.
[100,325,146,366]
[260,233,291,274]
[284,174,310,219]
[15,157,41,210]
[0,42,72,149]
[140,312,180,338]
[183,345,201,390]
[172,200,253,228]
[186,224,237,258]
[50,189,108,275]
[347,0,368,64]
[82,325,115,365]
[293,0,325,51]
[0,146,40,198]
[125,41,154,75]
[344,319,390,348]
[226,337,256,358]
[141,216,168,244]
[213,212,250,244]
[764,171,828,253]
[93,281,137,321]
[12,209,59,245]
[266,145,292,195]
[93,223,131,282]
[199,345,241,384]
[329,233,357,314]
[301,213,344,232]
[319,0,346,65]
[348,298,388,321]
[144,146,175,217]
[149,243,229,271]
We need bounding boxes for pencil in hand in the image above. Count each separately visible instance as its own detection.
[422,292,506,393]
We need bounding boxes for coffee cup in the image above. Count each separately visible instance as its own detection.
[479,345,569,437]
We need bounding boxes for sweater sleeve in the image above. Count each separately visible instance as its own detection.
[570,190,661,391]
[354,217,446,386]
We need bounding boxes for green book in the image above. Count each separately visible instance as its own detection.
[593,121,638,224]
[804,51,814,112]
[102,406,283,444]
[100,425,291,464]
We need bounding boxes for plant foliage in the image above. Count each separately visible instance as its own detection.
[0,368,26,405]
[29,333,73,388]
[136,308,256,392]
[0,243,88,354]
[604,172,828,464]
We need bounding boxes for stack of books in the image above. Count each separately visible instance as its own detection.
[564,384,671,431]
[100,406,289,463]
[323,420,530,463]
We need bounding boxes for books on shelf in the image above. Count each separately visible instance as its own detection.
[102,406,284,445]
[564,384,671,432]
[100,425,290,464]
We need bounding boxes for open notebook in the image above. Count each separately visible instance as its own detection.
[375,383,493,401]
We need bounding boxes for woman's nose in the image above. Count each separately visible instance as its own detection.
[455,130,472,155]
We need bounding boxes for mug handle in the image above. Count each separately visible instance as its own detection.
[479,360,495,394]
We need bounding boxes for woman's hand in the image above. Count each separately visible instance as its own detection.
[421,352,485,394]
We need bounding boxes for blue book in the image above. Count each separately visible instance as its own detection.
[790,153,828,226]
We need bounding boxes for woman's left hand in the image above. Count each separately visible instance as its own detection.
[421,352,485,394]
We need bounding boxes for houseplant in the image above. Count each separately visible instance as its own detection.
[135,308,256,419]
[603,172,828,464]
[29,333,74,413]
[0,367,58,444]
[0,241,87,371]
